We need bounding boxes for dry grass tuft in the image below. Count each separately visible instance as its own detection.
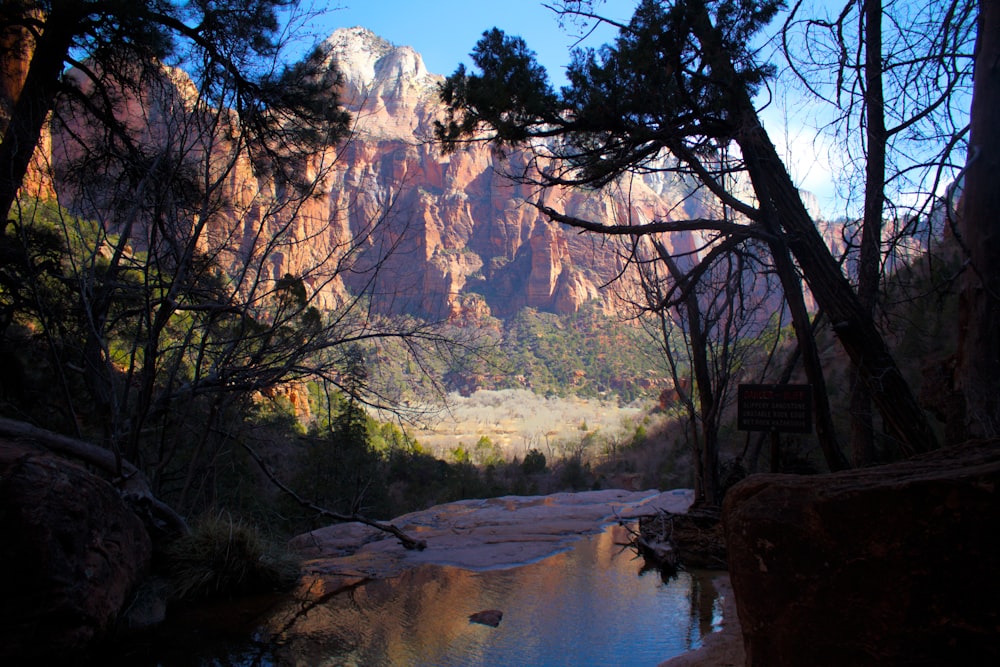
[166,514,299,601]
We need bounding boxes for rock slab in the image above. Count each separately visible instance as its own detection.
[291,488,694,585]
[468,609,503,627]
[723,442,1000,666]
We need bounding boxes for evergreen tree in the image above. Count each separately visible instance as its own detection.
[436,0,968,463]
[1,1,350,224]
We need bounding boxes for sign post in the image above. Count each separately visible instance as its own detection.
[737,384,813,433]
[737,384,813,472]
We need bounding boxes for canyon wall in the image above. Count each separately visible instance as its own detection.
[30,27,820,325]
[304,27,719,321]
[42,27,717,323]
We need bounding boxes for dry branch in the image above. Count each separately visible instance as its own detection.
[0,416,189,536]
[240,440,427,551]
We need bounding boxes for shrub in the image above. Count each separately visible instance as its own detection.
[166,515,299,602]
[521,448,547,475]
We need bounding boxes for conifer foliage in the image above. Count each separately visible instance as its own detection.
[437,0,987,490]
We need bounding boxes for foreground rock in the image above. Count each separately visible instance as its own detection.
[0,440,151,662]
[468,609,503,627]
[723,442,1000,666]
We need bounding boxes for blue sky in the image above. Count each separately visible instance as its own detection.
[303,0,636,85]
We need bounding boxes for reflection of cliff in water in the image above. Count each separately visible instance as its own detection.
[264,524,721,667]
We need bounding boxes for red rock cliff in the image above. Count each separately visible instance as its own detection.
[41,27,719,322]
[294,27,719,320]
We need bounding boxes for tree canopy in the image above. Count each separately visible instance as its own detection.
[436,0,986,462]
[1,0,350,224]
[0,0,462,521]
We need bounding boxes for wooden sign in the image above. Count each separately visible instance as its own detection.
[737,384,813,433]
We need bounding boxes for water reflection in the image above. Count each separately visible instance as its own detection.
[262,524,720,667]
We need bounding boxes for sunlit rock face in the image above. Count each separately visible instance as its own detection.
[311,27,726,320]
[723,442,1000,667]
[39,26,723,321]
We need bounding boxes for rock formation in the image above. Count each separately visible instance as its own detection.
[22,25,945,330]
[723,442,1000,666]
[0,440,152,661]
[42,27,717,323]
[310,27,645,319]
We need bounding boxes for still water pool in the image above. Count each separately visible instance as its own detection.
[210,523,722,667]
[110,522,722,666]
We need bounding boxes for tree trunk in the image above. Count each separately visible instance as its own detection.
[850,0,887,465]
[0,8,82,223]
[744,127,937,455]
[959,0,1000,438]
[766,233,847,471]
[690,4,939,456]
[654,240,721,505]
[0,8,34,133]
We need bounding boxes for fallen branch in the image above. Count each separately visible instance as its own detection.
[637,507,727,570]
[0,416,189,536]
[240,440,427,551]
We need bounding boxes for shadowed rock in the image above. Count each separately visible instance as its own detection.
[723,442,1000,666]
[0,441,151,662]
[469,609,503,627]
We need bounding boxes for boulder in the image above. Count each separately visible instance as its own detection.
[0,441,152,661]
[723,442,1000,666]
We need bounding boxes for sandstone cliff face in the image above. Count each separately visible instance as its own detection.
[24,26,939,326]
[295,27,717,320]
[41,27,718,322]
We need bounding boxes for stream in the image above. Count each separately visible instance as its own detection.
[270,523,720,667]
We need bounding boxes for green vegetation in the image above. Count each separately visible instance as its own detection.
[2,194,963,543]
[0,198,887,535]
[499,305,663,402]
[373,303,667,405]
[522,448,547,475]
[0,198,675,545]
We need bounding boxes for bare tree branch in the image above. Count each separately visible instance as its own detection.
[240,439,427,551]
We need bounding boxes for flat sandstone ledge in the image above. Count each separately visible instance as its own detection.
[291,488,696,579]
